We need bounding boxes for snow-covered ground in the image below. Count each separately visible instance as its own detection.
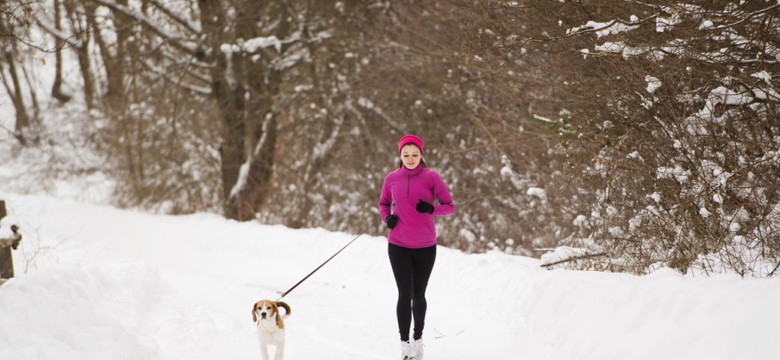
[1,193,779,360]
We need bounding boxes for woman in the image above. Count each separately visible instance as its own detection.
[378,134,456,360]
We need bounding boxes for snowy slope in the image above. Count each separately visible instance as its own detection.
[0,193,779,360]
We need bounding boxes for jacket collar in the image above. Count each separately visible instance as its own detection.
[400,165,425,176]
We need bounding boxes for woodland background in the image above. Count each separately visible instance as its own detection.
[2,0,779,277]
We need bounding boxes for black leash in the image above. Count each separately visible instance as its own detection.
[277,224,375,300]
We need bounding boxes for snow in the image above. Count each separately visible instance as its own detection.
[244,36,283,53]
[649,192,662,203]
[657,165,691,184]
[645,75,662,93]
[656,16,680,33]
[708,86,753,106]
[229,162,251,198]
[751,71,772,83]
[526,187,546,200]
[568,20,638,38]
[1,194,779,360]
[220,32,305,59]
[699,20,715,30]
[594,41,647,59]
[0,229,13,246]
[539,246,595,266]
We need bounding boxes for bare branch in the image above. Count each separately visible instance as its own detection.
[500,12,660,48]
[146,0,200,35]
[712,3,780,30]
[540,252,608,268]
[138,58,211,96]
[85,0,202,57]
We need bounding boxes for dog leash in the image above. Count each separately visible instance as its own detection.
[277,223,375,300]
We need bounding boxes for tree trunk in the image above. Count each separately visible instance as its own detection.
[198,0,282,221]
[63,0,96,109]
[51,0,71,103]
[197,0,244,219]
[224,116,278,221]
[86,0,126,108]
[0,49,30,145]
[212,57,250,219]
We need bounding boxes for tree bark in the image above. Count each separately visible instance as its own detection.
[0,47,30,145]
[63,0,96,109]
[86,0,126,108]
[198,0,284,221]
[51,0,71,103]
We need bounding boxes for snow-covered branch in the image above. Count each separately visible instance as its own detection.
[220,31,303,56]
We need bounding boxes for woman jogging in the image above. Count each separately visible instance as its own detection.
[378,134,456,360]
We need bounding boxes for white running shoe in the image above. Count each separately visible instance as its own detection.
[400,340,414,360]
[411,338,424,360]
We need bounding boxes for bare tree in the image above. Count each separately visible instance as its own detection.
[0,0,41,145]
[0,41,30,144]
[24,0,778,277]
[524,1,780,277]
[65,0,360,219]
[28,0,579,256]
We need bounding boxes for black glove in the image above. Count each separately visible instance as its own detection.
[416,200,434,214]
[386,214,399,229]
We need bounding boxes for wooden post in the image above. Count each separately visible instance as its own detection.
[0,200,15,280]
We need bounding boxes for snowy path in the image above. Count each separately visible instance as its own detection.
[1,194,779,360]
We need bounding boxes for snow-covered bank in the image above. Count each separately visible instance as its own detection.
[0,194,779,360]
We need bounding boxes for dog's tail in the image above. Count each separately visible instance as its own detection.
[276,301,291,318]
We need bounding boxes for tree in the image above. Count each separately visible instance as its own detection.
[525,1,780,277]
[26,0,780,275]
[28,0,579,256]
[1,0,44,145]
[64,0,376,220]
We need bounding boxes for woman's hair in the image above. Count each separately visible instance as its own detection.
[398,158,426,168]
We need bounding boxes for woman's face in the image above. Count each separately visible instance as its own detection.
[400,144,422,169]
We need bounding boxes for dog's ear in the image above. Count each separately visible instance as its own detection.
[275,301,291,316]
[252,303,258,322]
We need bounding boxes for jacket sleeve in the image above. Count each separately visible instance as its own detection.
[378,174,393,222]
[431,171,455,216]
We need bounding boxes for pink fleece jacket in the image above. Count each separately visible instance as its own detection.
[378,165,455,248]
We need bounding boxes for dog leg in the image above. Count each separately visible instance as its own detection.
[275,338,285,360]
[259,342,270,360]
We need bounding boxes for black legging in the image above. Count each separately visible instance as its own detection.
[388,242,437,342]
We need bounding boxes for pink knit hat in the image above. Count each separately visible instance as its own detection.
[398,135,424,156]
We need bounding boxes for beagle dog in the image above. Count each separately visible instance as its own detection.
[252,300,292,360]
